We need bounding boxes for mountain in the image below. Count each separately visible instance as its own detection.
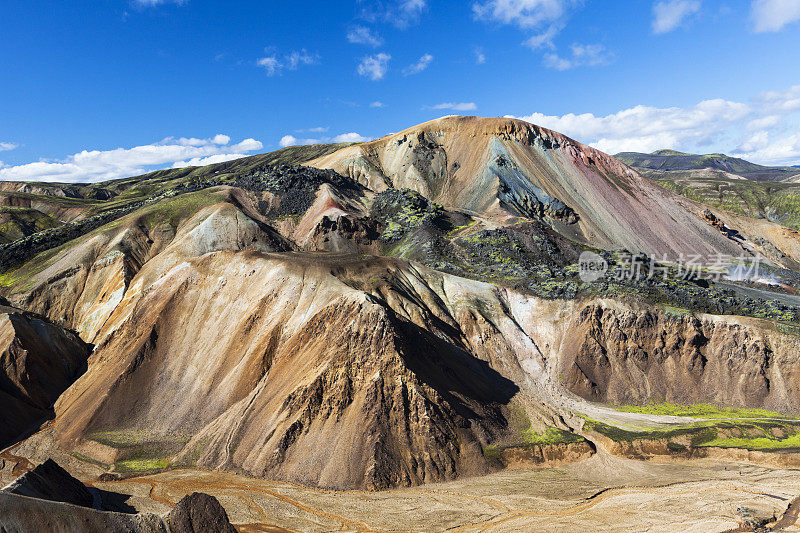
[615,150,800,231]
[3,115,800,516]
[309,116,798,263]
[615,149,800,181]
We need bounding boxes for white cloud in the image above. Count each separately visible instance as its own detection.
[752,0,800,32]
[370,101,386,108]
[429,102,478,111]
[735,128,800,166]
[0,135,263,183]
[257,56,282,76]
[279,135,308,147]
[544,43,612,70]
[173,153,248,167]
[133,0,186,6]
[510,85,800,165]
[0,142,18,152]
[512,99,750,154]
[295,126,329,133]
[333,132,371,143]
[357,0,428,28]
[402,53,433,76]
[473,0,577,49]
[391,0,428,27]
[286,49,319,70]
[257,49,319,76]
[279,132,371,147]
[475,47,486,64]
[748,115,781,130]
[347,25,384,47]
[652,0,701,34]
[473,1,608,69]
[524,24,562,50]
[756,84,800,113]
[472,0,578,29]
[357,53,391,80]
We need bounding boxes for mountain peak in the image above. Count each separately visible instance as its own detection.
[652,149,690,156]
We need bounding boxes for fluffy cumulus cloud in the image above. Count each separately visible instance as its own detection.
[510,84,800,165]
[257,49,319,76]
[0,142,18,152]
[402,53,433,75]
[0,135,263,183]
[752,0,800,32]
[429,102,478,111]
[544,43,612,70]
[357,53,391,80]
[279,135,304,148]
[347,25,384,47]
[513,99,750,153]
[279,131,372,147]
[333,132,371,142]
[652,0,701,34]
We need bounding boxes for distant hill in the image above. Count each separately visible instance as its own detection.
[616,149,800,181]
[616,149,800,230]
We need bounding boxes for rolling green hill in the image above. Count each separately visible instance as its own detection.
[616,149,799,181]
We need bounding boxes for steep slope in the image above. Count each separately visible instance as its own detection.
[616,149,800,181]
[0,187,291,341]
[308,116,779,261]
[0,304,92,448]
[0,207,63,243]
[559,302,800,410]
[49,253,530,490]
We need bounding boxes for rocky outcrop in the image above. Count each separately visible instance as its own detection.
[0,306,92,448]
[167,492,237,533]
[0,477,235,533]
[2,459,94,508]
[495,441,595,468]
[0,492,168,533]
[561,303,800,412]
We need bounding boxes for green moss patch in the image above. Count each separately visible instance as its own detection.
[585,417,800,453]
[114,458,171,473]
[522,427,586,446]
[612,402,790,420]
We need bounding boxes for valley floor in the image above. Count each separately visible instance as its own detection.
[53,454,800,532]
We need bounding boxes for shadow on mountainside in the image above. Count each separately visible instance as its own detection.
[388,310,519,422]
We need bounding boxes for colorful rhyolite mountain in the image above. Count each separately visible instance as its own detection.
[2,116,800,503]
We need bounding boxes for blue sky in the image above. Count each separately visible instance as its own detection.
[1,0,800,182]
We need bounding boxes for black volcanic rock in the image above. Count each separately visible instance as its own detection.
[167,492,237,533]
[2,459,94,508]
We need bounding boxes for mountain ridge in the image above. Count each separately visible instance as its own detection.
[616,149,800,181]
